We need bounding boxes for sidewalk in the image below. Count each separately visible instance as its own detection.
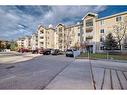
[45,59,94,89]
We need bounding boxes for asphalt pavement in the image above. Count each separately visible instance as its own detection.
[0,55,74,89]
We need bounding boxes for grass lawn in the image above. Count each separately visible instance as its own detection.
[79,53,127,61]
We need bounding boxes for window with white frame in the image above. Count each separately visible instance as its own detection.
[116,16,122,22]
[100,20,104,25]
[100,29,104,33]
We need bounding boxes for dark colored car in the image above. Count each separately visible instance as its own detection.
[43,49,51,55]
[32,49,38,54]
[65,49,76,57]
[51,49,60,55]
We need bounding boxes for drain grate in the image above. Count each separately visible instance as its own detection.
[6,66,15,69]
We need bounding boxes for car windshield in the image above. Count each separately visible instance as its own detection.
[66,49,72,51]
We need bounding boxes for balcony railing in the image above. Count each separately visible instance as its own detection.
[39,39,44,42]
[86,36,93,40]
[86,26,93,32]
[40,33,44,37]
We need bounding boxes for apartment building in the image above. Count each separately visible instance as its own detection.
[31,33,38,50]
[96,12,127,52]
[81,12,127,53]
[17,37,25,48]
[37,25,55,49]
[17,11,127,53]
[54,23,82,51]
[17,36,31,49]
[23,36,31,49]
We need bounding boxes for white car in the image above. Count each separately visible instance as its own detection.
[65,49,76,57]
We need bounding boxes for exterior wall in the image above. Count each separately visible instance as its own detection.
[65,24,81,49]
[24,36,31,49]
[17,38,25,48]
[55,24,82,51]
[56,24,65,51]
[96,12,127,52]
[45,28,55,49]
[37,26,45,49]
[31,33,38,50]
[54,30,59,49]
[37,26,55,49]
[17,11,127,53]
[82,14,98,53]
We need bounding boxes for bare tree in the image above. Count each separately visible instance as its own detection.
[64,28,74,50]
[80,41,89,53]
[113,22,127,50]
[123,34,127,49]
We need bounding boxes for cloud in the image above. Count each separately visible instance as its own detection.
[0,6,107,40]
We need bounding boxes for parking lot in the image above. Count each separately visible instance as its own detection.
[0,54,74,89]
[0,53,127,89]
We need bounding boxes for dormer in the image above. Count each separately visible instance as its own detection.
[82,12,98,20]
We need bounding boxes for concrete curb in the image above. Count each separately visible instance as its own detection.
[75,57,127,63]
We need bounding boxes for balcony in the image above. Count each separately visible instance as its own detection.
[40,33,44,37]
[86,26,93,32]
[86,36,93,40]
[86,32,94,37]
[39,39,44,42]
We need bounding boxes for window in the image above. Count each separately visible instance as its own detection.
[59,27,62,32]
[41,42,44,44]
[116,16,122,22]
[100,20,104,25]
[100,37,104,42]
[100,46,104,50]
[40,37,44,39]
[69,28,71,31]
[86,19,93,27]
[78,33,80,36]
[40,30,44,33]
[100,29,104,33]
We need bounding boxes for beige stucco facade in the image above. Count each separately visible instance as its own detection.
[31,33,38,50]
[81,12,127,53]
[17,38,25,49]
[37,25,55,49]
[17,11,127,53]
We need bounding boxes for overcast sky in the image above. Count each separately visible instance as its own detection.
[0,5,127,40]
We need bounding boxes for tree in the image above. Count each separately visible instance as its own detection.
[103,33,118,50]
[65,28,74,50]
[80,41,89,53]
[123,34,127,49]
[5,41,11,49]
[10,41,17,51]
[113,22,127,50]
[72,42,80,50]
[0,40,5,49]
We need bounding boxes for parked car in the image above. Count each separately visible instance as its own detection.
[17,48,30,53]
[43,49,52,55]
[51,49,60,55]
[38,48,44,54]
[65,49,77,57]
[32,49,38,54]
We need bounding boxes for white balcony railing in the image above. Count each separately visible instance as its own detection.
[40,33,44,37]
[86,31,94,36]
[39,39,44,42]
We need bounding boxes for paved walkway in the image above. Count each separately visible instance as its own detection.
[91,60,127,89]
[45,59,94,89]
[45,59,127,90]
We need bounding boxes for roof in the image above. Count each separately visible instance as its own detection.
[82,12,98,20]
[65,23,82,29]
[97,11,127,21]
[56,23,65,28]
